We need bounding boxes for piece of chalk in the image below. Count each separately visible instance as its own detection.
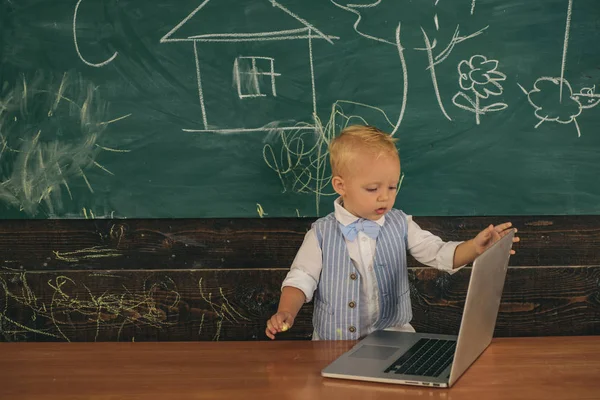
[281,323,289,332]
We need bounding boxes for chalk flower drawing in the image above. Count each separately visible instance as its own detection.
[0,72,129,216]
[452,55,508,124]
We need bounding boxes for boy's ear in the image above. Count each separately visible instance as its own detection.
[332,175,345,196]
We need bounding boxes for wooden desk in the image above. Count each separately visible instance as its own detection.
[1,337,599,400]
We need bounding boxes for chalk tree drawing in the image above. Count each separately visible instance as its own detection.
[329,0,407,135]
[518,0,598,137]
[331,0,487,125]
[417,24,489,121]
[161,0,338,134]
[262,100,403,214]
[73,0,119,67]
[452,55,508,124]
[0,72,130,216]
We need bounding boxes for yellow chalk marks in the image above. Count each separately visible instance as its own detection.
[48,72,67,117]
[99,113,132,125]
[198,278,250,341]
[1,256,182,343]
[53,246,122,262]
[256,203,268,218]
[93,160,114,176]
[110,224,125,248]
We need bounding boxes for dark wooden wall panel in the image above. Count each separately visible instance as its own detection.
[1,216,599,341]
[2,266,599,342]
[0,216,599,271]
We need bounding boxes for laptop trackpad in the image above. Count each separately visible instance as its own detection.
[349,345,399,360]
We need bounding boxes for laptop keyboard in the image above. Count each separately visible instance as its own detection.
[384,338,456,377]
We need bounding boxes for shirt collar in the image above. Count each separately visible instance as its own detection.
[333,197,386,227]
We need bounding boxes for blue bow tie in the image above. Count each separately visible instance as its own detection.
[340,219,381,241]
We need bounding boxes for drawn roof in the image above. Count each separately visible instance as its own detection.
[161,0,336,44]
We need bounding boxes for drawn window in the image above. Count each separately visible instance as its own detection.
[233,57,280,99]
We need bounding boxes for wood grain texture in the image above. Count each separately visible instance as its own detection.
[2,337,600,400]
[2,266,599,342]
[0,216,599,270]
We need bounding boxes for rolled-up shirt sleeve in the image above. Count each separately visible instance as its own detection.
[281,229,323,302]
[406,215,466,274]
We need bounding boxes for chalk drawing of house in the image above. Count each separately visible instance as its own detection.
[161,0,338,134]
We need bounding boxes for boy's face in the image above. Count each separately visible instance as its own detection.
[332,151,400,221]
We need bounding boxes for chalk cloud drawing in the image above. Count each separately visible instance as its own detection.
[517,77,599,137]
[0,72,130,216]
[518,0,598,137]
[161,0,338,134]
[452,55,508,124]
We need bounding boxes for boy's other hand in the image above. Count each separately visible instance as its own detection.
[266,311,294,340]
[474,222,520,255]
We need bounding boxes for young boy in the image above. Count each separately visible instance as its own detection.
[265,125,518,340]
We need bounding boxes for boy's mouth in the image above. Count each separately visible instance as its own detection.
[375,207,387,215]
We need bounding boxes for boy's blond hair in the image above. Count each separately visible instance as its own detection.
[329,125,399,177]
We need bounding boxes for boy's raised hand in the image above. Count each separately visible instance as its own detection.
[473,222,520,255]
[266,311,294,340]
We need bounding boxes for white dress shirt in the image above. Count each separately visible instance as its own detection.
[282,198,465,338]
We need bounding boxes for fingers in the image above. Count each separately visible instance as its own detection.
[266,319,277,340]
[266,313,293,339]
[491,226,501,240]
[494,222,513,233]
[265,328,275,340]
[275,313,286,330]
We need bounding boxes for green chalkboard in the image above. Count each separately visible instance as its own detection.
[1,0,599,218]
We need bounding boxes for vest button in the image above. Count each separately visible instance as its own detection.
[348,301,356,308]
[350,273,357,280]
[349,326,356,333]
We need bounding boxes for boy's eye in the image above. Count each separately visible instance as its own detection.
[389,187,397,191]
[366,188,377,192]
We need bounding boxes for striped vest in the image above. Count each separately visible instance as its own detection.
[312,209,412,340]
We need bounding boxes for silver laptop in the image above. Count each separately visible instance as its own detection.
[321,229,515,388]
